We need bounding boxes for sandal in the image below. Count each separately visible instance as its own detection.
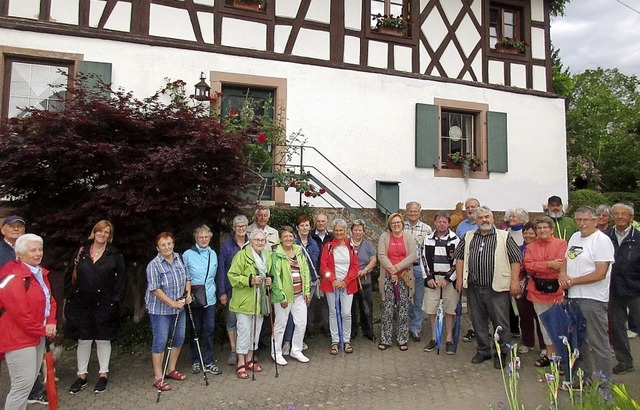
[330,344,339,355]
[344,343,353,354]
[153,379,171,391]
[399,344,409,351]
[535,355,551,368]
[378,344,389,351]
[236,365,249,379]
[245,361,262,372]
[165,369,186,381]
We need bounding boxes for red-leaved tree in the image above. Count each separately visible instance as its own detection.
[0,77,252,320]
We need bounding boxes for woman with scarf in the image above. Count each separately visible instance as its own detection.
[320,219,359,355]
[270,226,311,365]
[378,213,416,351]
[228,230,272,379]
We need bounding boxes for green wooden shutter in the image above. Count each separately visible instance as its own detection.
[487,111,508,172]
[415,103,439,168]
[77,61,112,97]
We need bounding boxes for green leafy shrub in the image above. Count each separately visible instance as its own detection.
[568,189,609,214]
[268,205,316,231]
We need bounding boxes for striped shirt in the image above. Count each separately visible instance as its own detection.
[404,220,433,262]
[454,228,522,287]
[145,253,190,315]
[422,230,460,281]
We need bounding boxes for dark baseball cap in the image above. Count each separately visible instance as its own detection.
[547,196,563,205]
[2,215,25,226]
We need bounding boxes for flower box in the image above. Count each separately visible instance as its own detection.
[495,45,521,55]
[232,0,262,11]
[376,26,405,37]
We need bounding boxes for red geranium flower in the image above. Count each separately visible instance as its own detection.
[304,191,312,197]
[257,133,268,143]
[209,97,218,103]
[289,181,297,187]
[319,188,326,194]
[230,109,238,115]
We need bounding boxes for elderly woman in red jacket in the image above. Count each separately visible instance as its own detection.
[0,234,57,409]
[320,218,359,355]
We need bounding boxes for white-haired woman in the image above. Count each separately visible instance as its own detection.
[320,218,359,355]
[0,234,57,409]
[228,230,272,379]
[183,224,221,375]
[217,214,250,366]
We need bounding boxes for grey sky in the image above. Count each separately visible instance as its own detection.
[550,0,640,77]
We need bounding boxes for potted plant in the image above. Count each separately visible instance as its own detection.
[231,0,265,11]
[372,13,409,36]
[495,37,528,54]
[447,152,484,182]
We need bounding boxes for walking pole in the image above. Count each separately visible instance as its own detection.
[157,306,182,403]
[251,282,259,381]
[186,302,209,386]
[266,286,279,378]
[335,288,344,355]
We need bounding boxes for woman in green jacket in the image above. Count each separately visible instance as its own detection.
[270,226,311,366]
[228,230,272,379]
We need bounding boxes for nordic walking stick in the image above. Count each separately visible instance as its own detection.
[157,306,182,403]
[266,286,279,378]
[251,283,259,381]
[186,303,209,386]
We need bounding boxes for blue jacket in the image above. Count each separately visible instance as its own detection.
[216,235,248,298]
[183,245,218,307]
[295,234,320,282]
[607,227,640,297]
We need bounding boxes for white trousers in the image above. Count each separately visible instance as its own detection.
[273,294,308,357]
[77,339,112,375]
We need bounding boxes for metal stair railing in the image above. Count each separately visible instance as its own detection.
[266,144,394,236]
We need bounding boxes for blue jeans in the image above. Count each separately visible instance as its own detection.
[189,304,216,365]
[149,311,186,353]
[409,265,425,334]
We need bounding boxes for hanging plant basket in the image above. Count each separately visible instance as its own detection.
[232,0,262,11]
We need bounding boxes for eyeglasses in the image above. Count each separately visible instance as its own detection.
[234,225,247,229]
[252,238,266,243]
[575,218,596,223]
[390,222,403,225]
[196,236,210,240]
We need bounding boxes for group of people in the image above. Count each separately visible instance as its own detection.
[1,194,638,405]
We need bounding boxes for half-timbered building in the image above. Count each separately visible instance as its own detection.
[0,0,567,211]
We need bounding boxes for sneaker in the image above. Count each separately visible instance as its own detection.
[445,341,455,355]
[423,339,437,352]
[204,363,223,375]
[69,377,88,394]
[27,393,48,405]
[302,342,309,351]
[94,377,108,394]
[271,354,288,366]
[282,341,291,356]
[462,329,475,343]
[411,331,422,342]
[290,352,310,363]
[628,330,638,339]
[192,362,201,374]
[613,363,635,375]
[518,345,531,354]
[540,349,547,358]
[227,351,237,366]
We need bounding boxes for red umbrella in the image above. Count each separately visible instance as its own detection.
[44,351,58,410]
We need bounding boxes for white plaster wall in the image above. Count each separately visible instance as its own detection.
[0,28,567,211]
[488,60,505,85]
[510,63,527,88]
[531,0,545,22]
[343,36,360,65]
[394,46,412,73]
[221,18,267,51]
[89,0,106,28]
[291,29,330,61]
[194,0,214,6]
[197,12,214,44]
[276,0,301,18]
[344,0,362,31]
[8,0,39,20]
[306,0,330,24]
[532,65,547,92]
[367,41,388,69]
[150,4,196,42]
[423,9,447,51]
[50,0,79,25]
[531,27,546,60]
[274,26,293,54]
[103,2,131,32]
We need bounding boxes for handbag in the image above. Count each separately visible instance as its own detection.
[533,277,560,294]
[190,251,210,308]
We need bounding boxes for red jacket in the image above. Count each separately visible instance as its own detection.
[0,260,57,355]
[319,239,359,295]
